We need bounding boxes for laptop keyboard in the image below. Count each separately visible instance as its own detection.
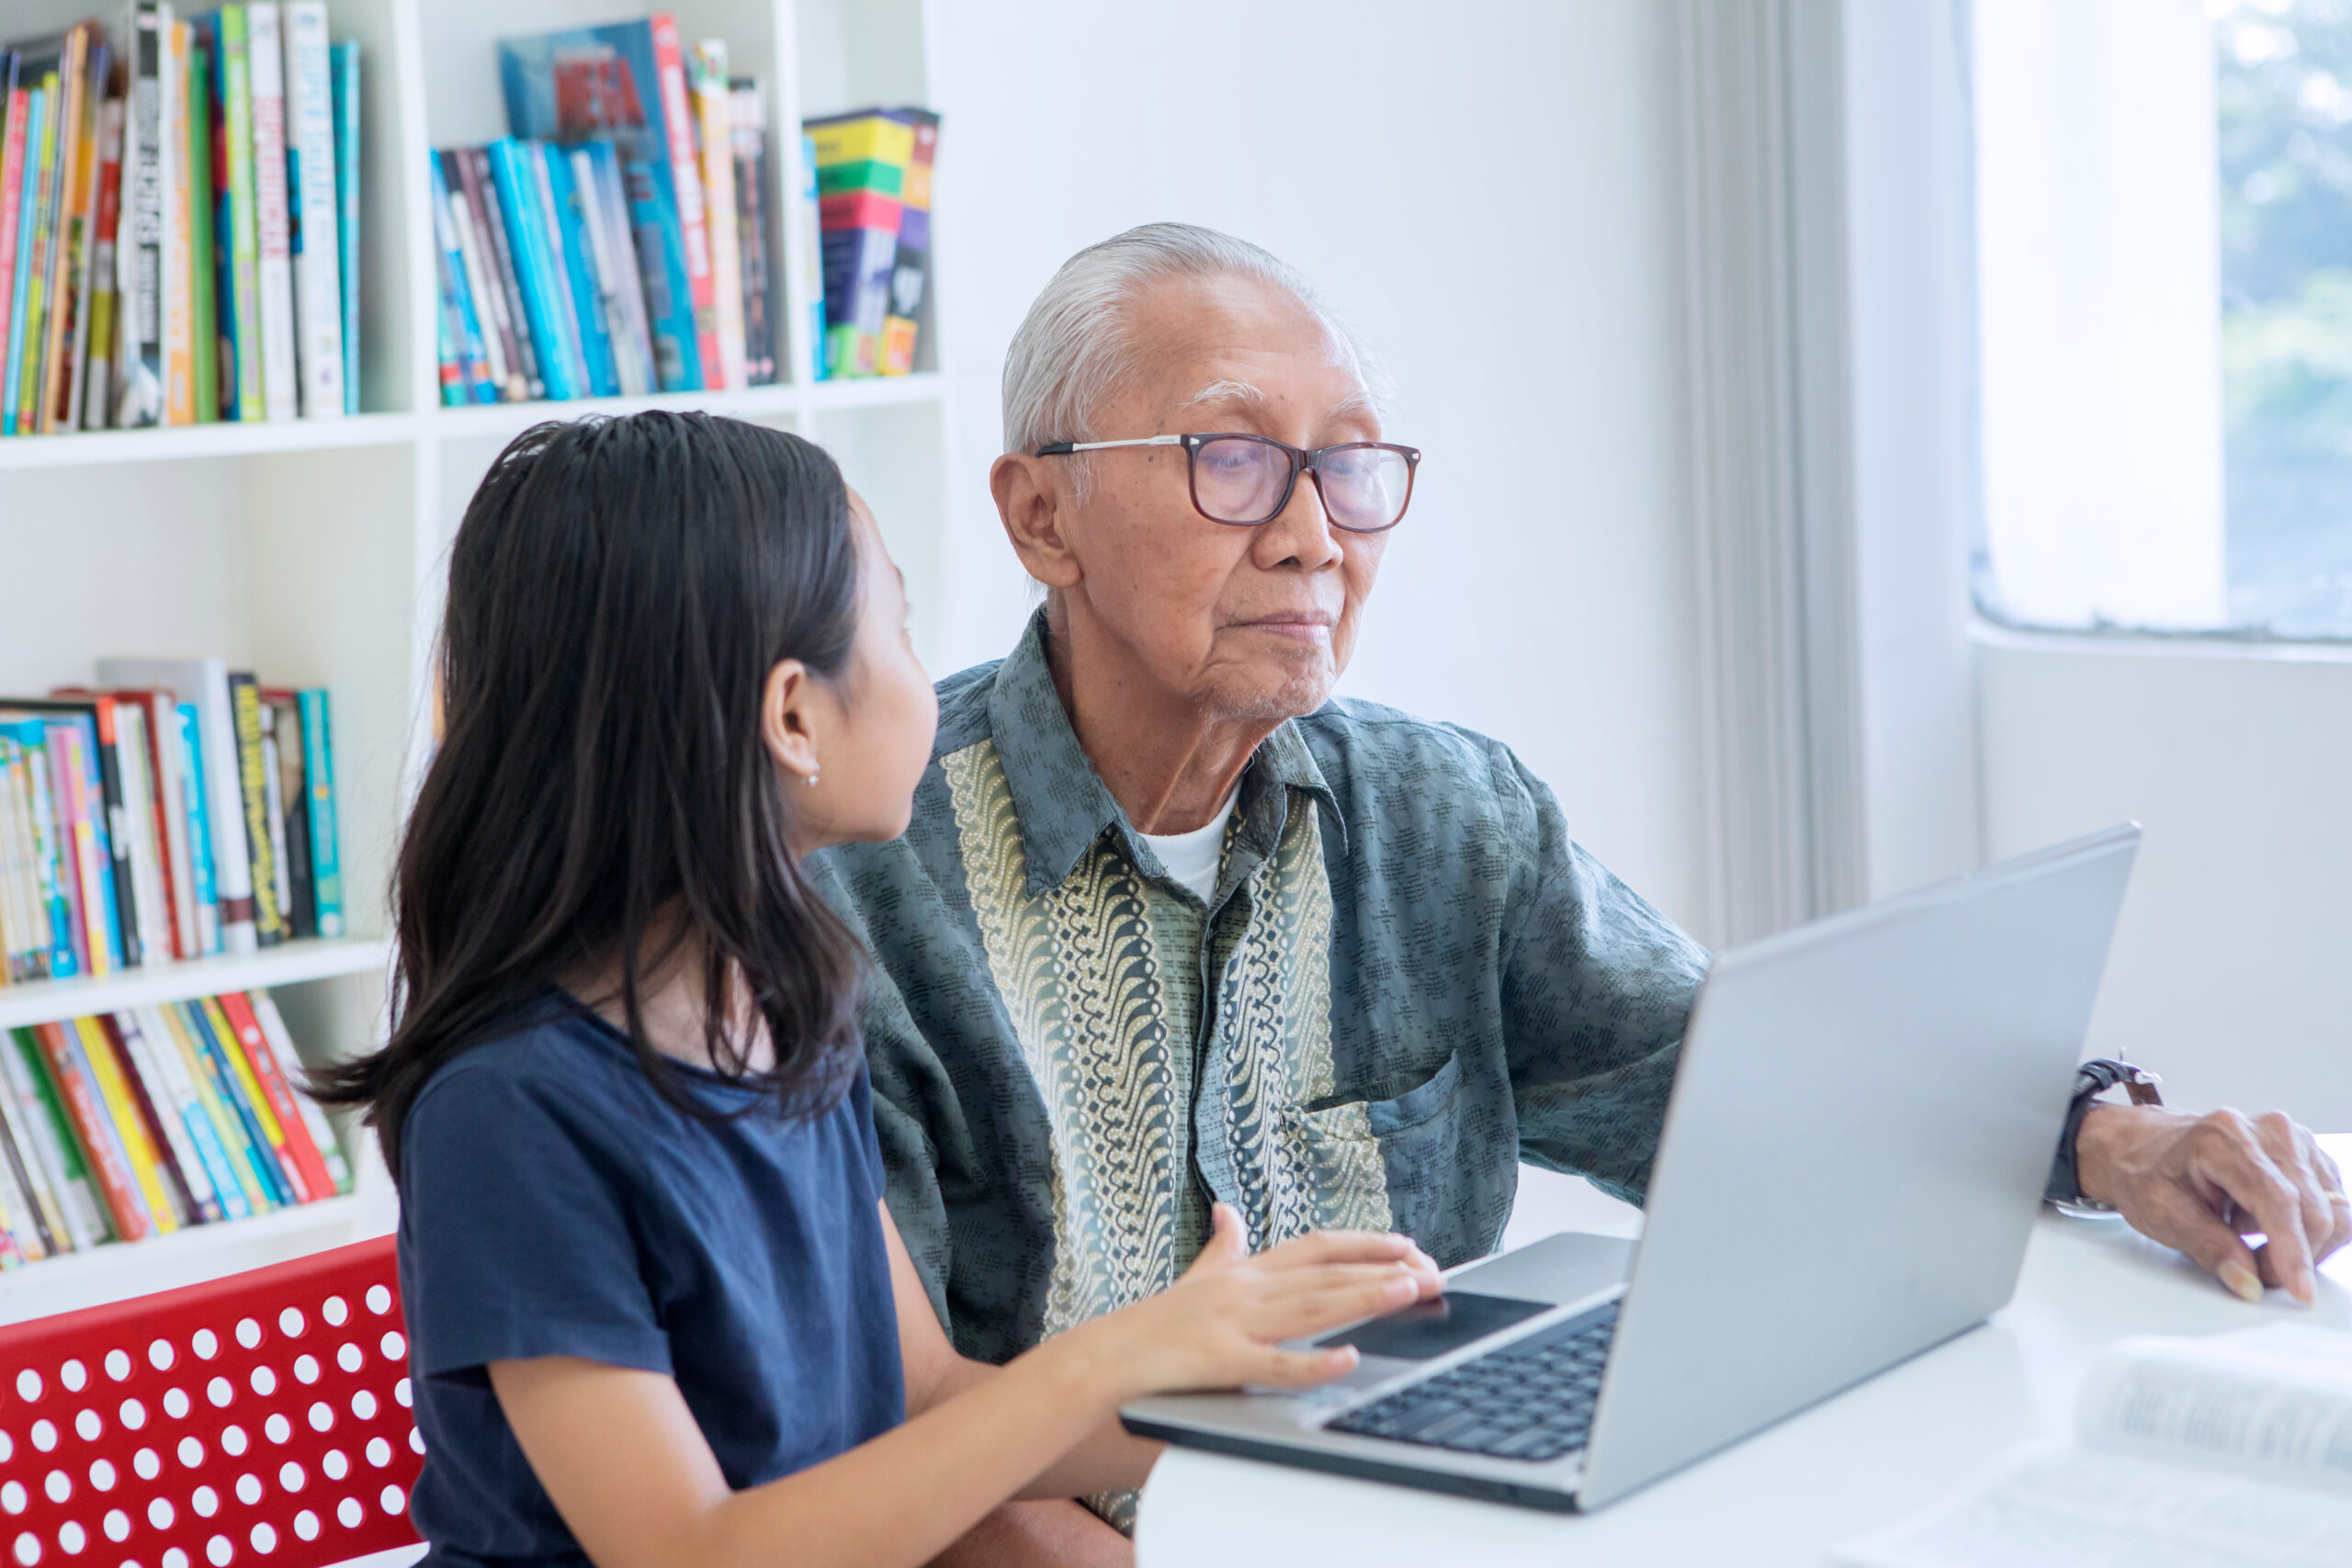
[1323,1301,1619,1463]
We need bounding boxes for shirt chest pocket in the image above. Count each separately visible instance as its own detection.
[1280,1053,1465,1240]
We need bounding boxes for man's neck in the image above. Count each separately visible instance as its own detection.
[1044,603,1275,836]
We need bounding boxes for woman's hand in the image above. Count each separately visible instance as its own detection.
[1052,1203,1444,1405]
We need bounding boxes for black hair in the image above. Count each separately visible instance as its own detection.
[314,412,867,1175]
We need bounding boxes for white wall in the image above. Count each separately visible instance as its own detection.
[1979,631,2352,1127]
[922,0,1708,934]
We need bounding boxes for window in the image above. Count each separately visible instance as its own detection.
[1972,0,2352,639]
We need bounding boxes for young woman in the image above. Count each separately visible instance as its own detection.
[319,412,1441,1568]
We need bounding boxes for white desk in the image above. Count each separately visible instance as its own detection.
[1137,1136,2352,1567]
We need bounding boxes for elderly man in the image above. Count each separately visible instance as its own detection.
[810,223,2350,1564]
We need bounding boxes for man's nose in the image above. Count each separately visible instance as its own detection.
[1252,468,1345,571]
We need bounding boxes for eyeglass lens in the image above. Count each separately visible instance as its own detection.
[1192,437,1411,530]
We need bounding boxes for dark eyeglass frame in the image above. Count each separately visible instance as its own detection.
[1034,432,1423,533]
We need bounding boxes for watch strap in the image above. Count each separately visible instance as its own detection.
[2046,1058,2165,1207]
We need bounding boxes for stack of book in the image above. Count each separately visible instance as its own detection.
[0,987,352,1266]
[0,4,361,437]
[0,661,343,985]
[426,15,780,407]
[807,107,935,380]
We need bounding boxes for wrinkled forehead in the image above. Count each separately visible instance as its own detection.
[1115,273,1376,433]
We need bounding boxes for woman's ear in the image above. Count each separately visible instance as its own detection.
[762,659,822,784]
[990,453,1083,591]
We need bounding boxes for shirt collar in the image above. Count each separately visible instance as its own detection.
[985,610,1347,897]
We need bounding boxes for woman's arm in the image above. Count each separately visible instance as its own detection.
[491,1203,1438,1568]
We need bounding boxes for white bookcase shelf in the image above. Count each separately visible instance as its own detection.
[0,0,945,1318]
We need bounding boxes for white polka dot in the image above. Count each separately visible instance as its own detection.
[15,1371,41,1402]
[165,1548,191,1568]
[219,1426,246,1457]
[246,1525,273,1557]
[205,1380,231,1410]
[378,1332,405,1361]
[147,1341,174,1373]
[334,1344,361,1374]
[378,1485,404,1517]
[306,1404,332,1435]
[277,1463,302,1495]
[28,1422,55,1454]
[85,1461,113,1493]
[408,1429,425,1456]
[190,1486,218,1519]
[263,1416,289,1446]
[277,1309,303,1340]
[247,1369,274,1399]
[176,1438,205,1470]
[102,1352,130,1384]
[54,1521,81,1556]
[0,1486,22,1518]
[234,1320,260,1351]
[204,1536,230,1567]
[12,1529,38,1565]
[321,1451,347,1482]
[0,1431,10,1462]
[364,1438,390,1469]
[161,1389,189,1421]
[72,1410,99,1442]
[145,1499,173,1530]
[393,1378,412,1409]
[233,1474,260,1507]
[334,1499,361,1529]
[291,1358,318,1387]
[117,1400,144,1431]
[40,1472,66,1505]
[291,1511,318,1543]
[349,1391,376,1421]
[57,1362,85,1395]
[132,1450,160,1482]
[101,1511,128,1543]
[190,1330,218,1361]
[364,1287,390,1316]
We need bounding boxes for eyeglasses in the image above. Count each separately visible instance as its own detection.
[1035,433,1422,533]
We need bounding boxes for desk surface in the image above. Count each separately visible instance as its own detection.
[1136,1135,2352,1567]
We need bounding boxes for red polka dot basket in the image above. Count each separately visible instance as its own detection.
[0,1237,422,1568]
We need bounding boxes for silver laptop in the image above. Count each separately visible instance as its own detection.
[1123,824,2141,1511]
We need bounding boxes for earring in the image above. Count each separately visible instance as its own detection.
[806,772,820,787]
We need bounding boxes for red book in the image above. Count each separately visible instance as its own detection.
[649,14,723,387]
[114,688,195,958]
[31,1021,153,1241]
[215,990,334,1201]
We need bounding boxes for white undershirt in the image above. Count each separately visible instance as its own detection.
[1137,792,1239,904]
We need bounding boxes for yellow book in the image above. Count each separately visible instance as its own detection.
[807,113,913,168]
[149,1003,274,1215]
[163,19,196,425]
[72,1015,181,1235]
[199,993,293,1170]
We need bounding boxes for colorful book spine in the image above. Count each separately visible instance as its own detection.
[798,131,821,380]
[576,141,654,396]
[244,1,297,421]
[686,41,743,391]
[52,719,121,975]
[194,994,301,1202]
[117,8,164,427]
[127,1005,246,1222]
[176,701,220,953]
[539,142,616,397]
[38,1019,153,1239]
[4,1028,107,1248]
[248,987,347,1191]
[226,671,282,943]
[442,151,519,401]
[105,1011,214,1224]
[218,6,264,423]
[330,37,357,414]
[216,990,329,1199]
[647,15,720,386]
[729,82,774,387]
[0,62,26,415]
[8,79,53,434]
[76,1013,183,1229]
[283,1,343,418]
[82,95,124,430]
[58,36,113,433]
[163,18,193,425]
[458,146,540,401]
[187,29,217,425]
[424,153,495,403]
[524,141,590,396]
[155,1000,277,1213]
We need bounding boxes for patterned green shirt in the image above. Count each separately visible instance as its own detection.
[809,612,1710,1368]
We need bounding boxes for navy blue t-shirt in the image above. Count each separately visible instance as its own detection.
[396,998,905,1567]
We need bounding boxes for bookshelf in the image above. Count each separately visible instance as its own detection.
[0,0,949,1316]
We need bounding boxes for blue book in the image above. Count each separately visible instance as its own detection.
[0,720,74,977]
[427,156,498,403]
[175,999,289,1209]
[486,139,582,400]
[497,20,703,389]
[330,39,360,415]
[295,689,341,939]
[175,703,220,954]
[541,144,618,397]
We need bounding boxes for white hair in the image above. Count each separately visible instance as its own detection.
[1001,222,1386,457]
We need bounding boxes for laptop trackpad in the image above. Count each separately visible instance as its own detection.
[1314,1292,1552,1359]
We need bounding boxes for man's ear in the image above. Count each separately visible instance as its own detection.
[762,658,821,783]
[990,453,1083,591]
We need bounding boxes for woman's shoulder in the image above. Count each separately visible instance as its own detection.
[401,1004,645,1161]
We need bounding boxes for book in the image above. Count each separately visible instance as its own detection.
[216,989,330,1199]
[0,56,27,417]
[797,130,820,381]
[226,670,281,943]
[175,699,220,952]
[12,64,57,432]
[254,697,293,936]
[442,149,521,401]
[193,992,300,1201]
[0,1060,60,1258]
[524,139,593,396]
[329,35,356,413]
[685,40,742,391]
[3,1027,107,1247]
[484,136,580,400]
[103,1010,213,1224]
[1834,1324,2352,1568]
[186,28,214,423]
[458,144,540,401]
[243,1,296,422]
[281,0,341,418]
[879,107,937,377]
[96,657,255,953]
[432,151,503,402]
[215,5,264,423]
[538,141,616,397]
[7,701,129,974]
[115,4,164,427]
[729,81,773,387]
[496,15,709,390]
[35,1018,153,1239]
[116,688,198,958]
[27,27,93,435]
[1,718,74,977]
[155,998,278,1211]
[56,33,112,432]
[295,687,340,937]
[575,139,655,395]
[125,1004,245,1222]
[247,987,346,1190]
[80,91,122,429]
[162,17,191,425]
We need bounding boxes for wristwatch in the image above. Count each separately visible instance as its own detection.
[2046,1058,2165,1214]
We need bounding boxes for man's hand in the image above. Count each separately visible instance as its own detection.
[2075,1104,2352,1304]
